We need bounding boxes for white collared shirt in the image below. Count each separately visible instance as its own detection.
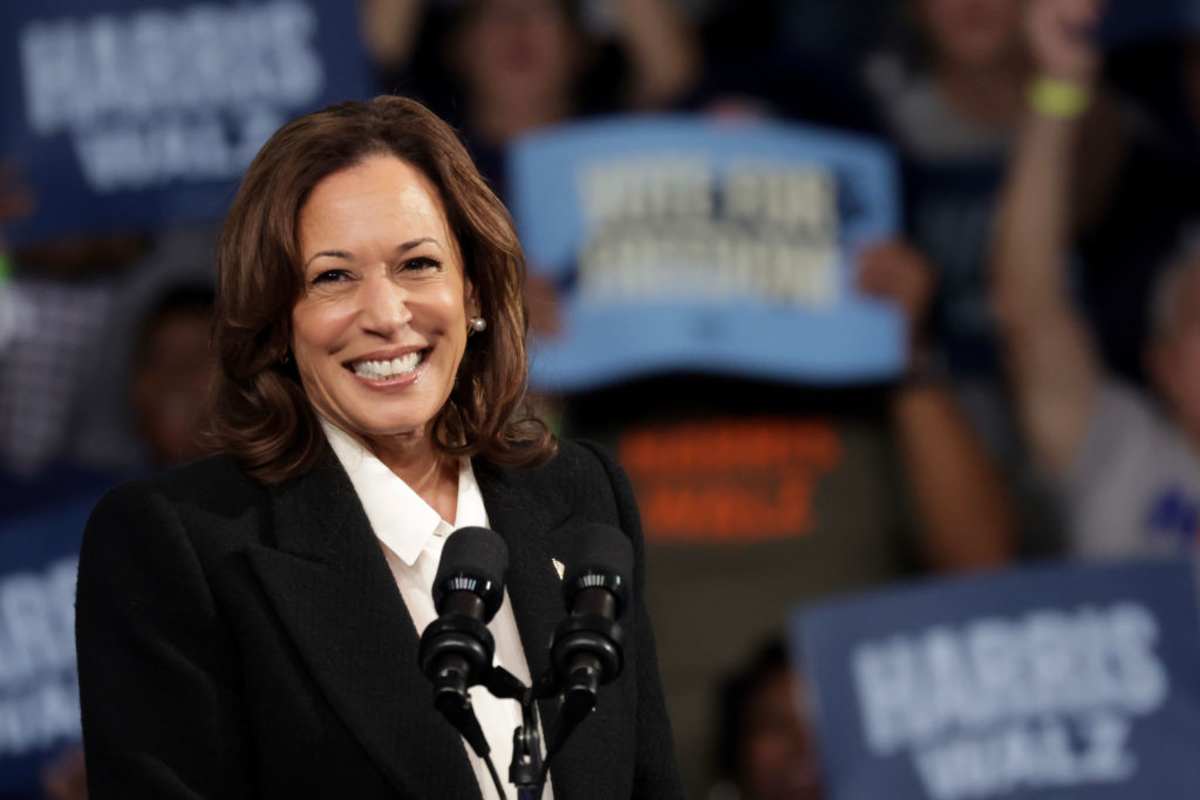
[321,419,552,800]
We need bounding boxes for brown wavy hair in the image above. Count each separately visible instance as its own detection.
[207,95,555,483]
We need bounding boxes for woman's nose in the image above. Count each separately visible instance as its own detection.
[357,274,412,334]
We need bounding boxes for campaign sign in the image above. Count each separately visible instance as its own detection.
[0,0,372,245]
[793,558,1200,800]
[0,493,98,795]
[509,117,904,392]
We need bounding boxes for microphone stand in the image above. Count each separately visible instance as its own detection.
[485,665,605,800]
[484,667,543,799]
[511,699,543,800]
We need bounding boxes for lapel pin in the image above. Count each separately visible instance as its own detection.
[551,558,565,580]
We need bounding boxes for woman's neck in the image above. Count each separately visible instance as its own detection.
[370,432,460,524]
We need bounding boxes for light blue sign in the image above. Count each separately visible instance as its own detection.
[794,558,1200,800]
[509,116,904,391]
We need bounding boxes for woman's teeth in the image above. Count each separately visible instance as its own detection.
[352,352,422,379]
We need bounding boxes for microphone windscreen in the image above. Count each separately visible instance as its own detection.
[434,526,509,618]
[560,523,633,608]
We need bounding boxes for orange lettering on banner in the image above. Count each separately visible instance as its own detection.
[619,418,841,543]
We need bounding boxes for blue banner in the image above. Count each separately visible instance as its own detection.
[0,0,372,245]
[794,559,1200,800]
[0,493,101,796]
[509,116,904,391]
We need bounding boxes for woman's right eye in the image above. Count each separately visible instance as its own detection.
[312,269,349,284]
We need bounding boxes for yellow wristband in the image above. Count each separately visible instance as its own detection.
[1029,76,1091,120]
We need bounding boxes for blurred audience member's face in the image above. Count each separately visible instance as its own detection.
[1151,263,1200,440]
[132,309,215,465]
[742,670,823,800]
[456,0,577,114]
[919,0,1024,70]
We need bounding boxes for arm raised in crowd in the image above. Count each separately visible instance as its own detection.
[611,0,700,109]
[358,0,425,69]
[990,0,1104,475]
[860,241,1016,571]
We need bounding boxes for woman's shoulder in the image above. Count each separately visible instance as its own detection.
[481,438,638,532]
[493,437,624,492]
[88,453,269,542]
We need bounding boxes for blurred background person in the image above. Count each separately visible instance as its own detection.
[992,0,1200,557]
[128,285,217,467]
[865,0,1032,389]
[0,276,217,519]
[710,638,822,800]
[360,0,699,197]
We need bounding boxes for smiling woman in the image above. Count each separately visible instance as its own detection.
[75,96,684,800]
[208,96,551,484]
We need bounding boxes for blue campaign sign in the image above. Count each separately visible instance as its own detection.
[0,0,372,245]
[0,491,101,796]
[793,559,1200,800]
[508,116,905,392]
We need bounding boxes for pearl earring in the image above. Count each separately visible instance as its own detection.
[469,317,487,334]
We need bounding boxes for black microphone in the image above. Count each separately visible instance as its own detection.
[417,526,508,764]
[550,522,633,715]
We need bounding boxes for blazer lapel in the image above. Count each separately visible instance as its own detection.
[475,461,608,798]
[474,460,563,705]
[249,454,481,799]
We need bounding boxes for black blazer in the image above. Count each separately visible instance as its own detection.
[76,439,683,799]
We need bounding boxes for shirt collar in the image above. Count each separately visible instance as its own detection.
[320,418,488,567]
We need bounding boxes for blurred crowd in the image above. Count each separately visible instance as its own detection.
[2,0,1199,798]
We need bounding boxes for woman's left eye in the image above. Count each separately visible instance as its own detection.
[402,257,441,271]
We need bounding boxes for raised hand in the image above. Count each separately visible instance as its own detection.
[857,239,936,352]
[1027,0,1105,84]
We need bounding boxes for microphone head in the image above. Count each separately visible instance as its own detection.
[433,526,509,621]
[560,523,633,617]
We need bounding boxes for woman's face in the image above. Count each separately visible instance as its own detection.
[918,0,1024,70]
[456,0,576,112]
[291,155,475,447]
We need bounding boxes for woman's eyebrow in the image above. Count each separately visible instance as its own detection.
[303,238,440,269]
[304,249,352,268]
[396,236,439,254]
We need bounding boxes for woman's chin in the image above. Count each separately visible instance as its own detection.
[343,409,443,443]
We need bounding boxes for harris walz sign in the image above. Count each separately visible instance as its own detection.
[794,558,1200,799]
[0,0,372,245]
